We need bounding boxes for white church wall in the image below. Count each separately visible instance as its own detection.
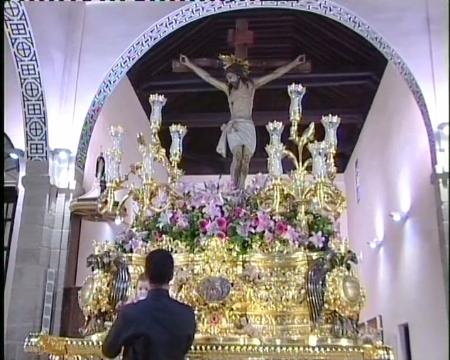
[344,63,448,360]
[8,1,445,156]
[24,1,86,152]
[336,0,448,128]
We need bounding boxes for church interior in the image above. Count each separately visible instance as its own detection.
[3,1,449,359]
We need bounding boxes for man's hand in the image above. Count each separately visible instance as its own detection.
[180,54,190,65]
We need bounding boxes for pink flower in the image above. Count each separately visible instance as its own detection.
[275,221,288,235]
[234,207,246,218]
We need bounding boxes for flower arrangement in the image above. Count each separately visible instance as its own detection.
[115,175,336,255]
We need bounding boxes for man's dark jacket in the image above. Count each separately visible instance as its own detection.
[102,288,196,360]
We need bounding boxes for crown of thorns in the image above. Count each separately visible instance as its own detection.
[219,54,250,75]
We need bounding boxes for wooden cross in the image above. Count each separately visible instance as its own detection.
[227,19,254,59]
[173,18,310,73]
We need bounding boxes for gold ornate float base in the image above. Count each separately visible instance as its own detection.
[24,333,393,360]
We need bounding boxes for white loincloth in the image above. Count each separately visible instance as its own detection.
[216,118,256,158]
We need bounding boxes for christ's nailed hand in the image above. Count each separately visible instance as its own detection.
[180,54,189,65]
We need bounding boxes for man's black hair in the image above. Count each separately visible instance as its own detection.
[225,63,252,94]
[145,249,174,285]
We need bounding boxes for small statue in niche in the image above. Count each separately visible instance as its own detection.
[96,151,106,194]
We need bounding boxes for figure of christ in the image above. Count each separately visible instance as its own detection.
[180,54,304,189]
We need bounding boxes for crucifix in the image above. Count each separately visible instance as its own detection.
[174,19,309,189]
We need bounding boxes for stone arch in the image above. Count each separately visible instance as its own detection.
[75,0,436,171]
[4,0,49,161]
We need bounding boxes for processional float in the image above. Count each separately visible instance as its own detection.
[24,84,393,359]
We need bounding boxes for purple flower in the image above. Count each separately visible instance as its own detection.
[204,180,219,193]
[216,217,228,232]
[191,193,207,208]
[116,228,134,244]
[250,174,267,191]
[157,211,173,228]
[221,180,235,194]
[236,222,252,237]
[308,231,325,248]
[204,201,222,219]
[130,238,144,253]
[174,212,189,229]
[134,231,148,242]
[282,226,300,245]
[152,191,168,209]
[255,212,273,233]
[132,202,140,216]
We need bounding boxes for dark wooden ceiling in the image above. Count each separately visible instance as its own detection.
[127,9,387,175]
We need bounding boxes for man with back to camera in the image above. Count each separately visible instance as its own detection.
[102,249,196,360]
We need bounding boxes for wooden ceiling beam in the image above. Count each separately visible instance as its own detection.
[140,71,377,93]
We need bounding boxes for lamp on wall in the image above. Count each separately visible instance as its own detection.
[438,122,449,136]
[389,211,407,223]
[367,237,383,249]
[52,148,73,189]
[436,122,449,152]
[8,149,24,159]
